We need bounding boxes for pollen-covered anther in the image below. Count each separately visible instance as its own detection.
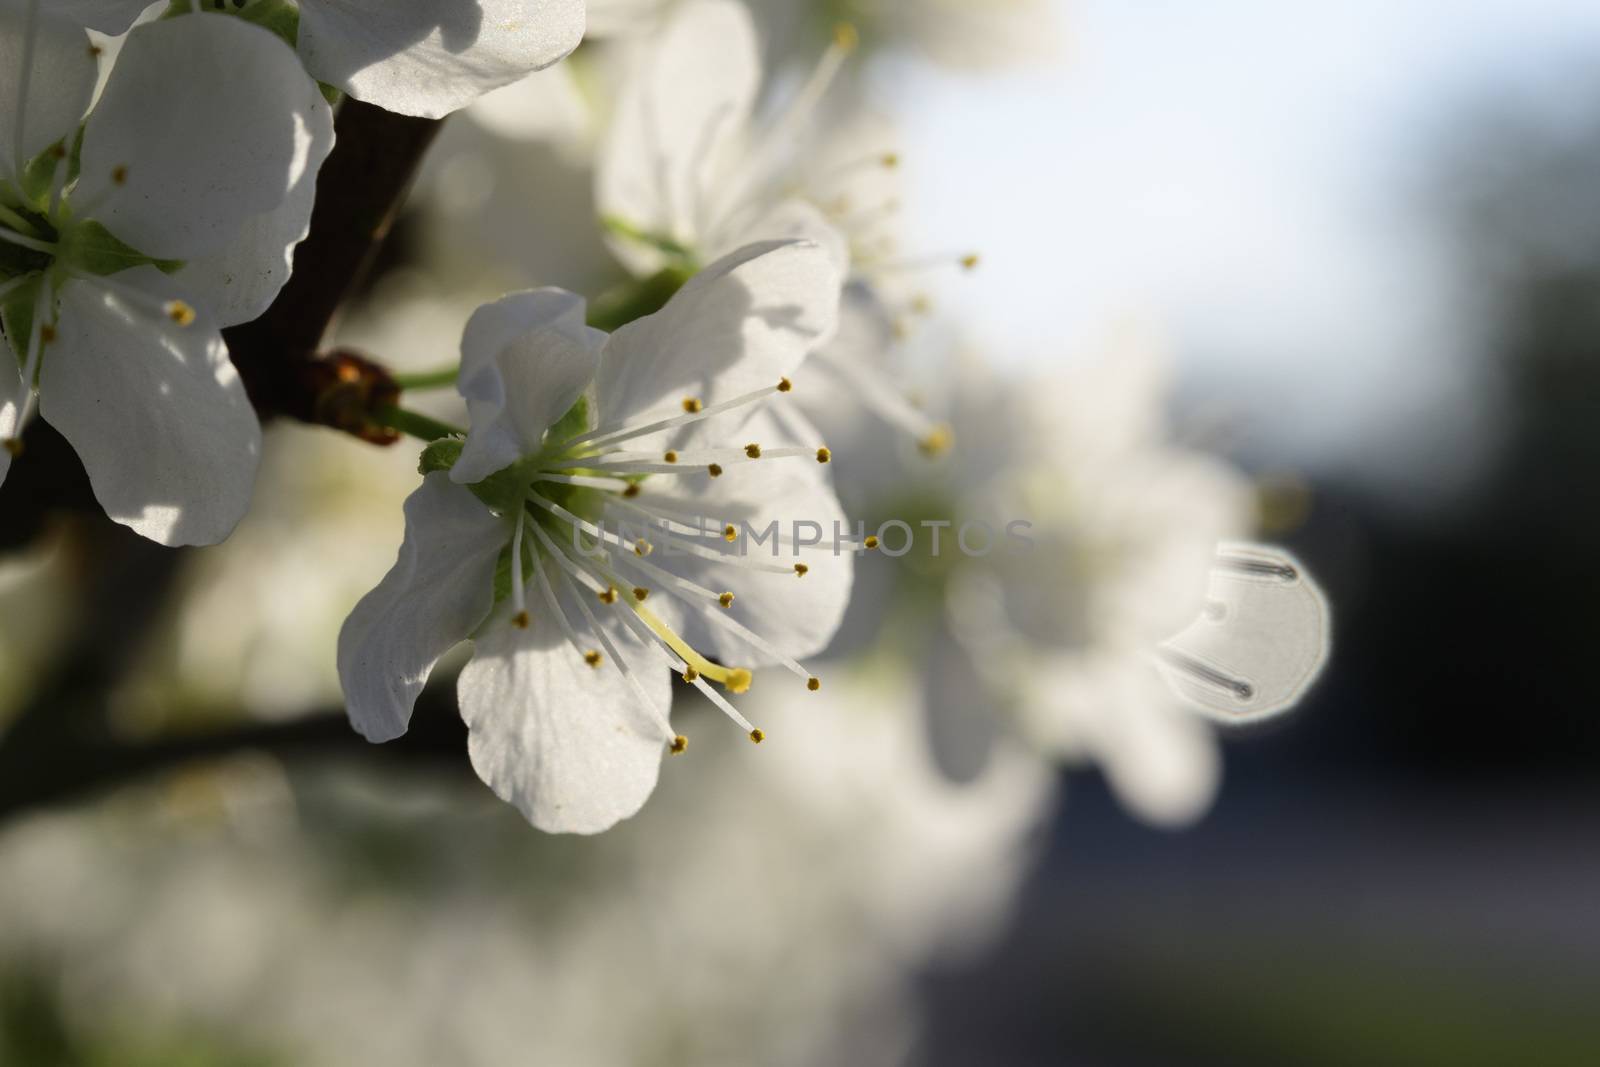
[793,563,809,577]
[2,439,21,458]
[707,463,723,477]
[662,450,678,464]
[632,586,650,601]
[919,424,954,457]
[598,586,619,604]
[634,538,652,556]
[722,524,738,543]
[669,734,689,754]
[622,483,641,498]
[681,667,700,683]
[583,650,603,669]
[49,144,66,161]
[718,591,735,609]
[881,152,900,168]
[807,676,821,692]
[111,165,128,185]
[832,22,858,51]
[748,728,766,744]
[864,535,880,550]
[681,397,703,413]
[815,447,831,463]
[39,325,56,344]
[511,610,530,629]
[777,377,793,392]
[960,253,981,271]
[744,443,762,459]
[163,300,197,327]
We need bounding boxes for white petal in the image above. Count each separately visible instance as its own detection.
[596,240,843,447]
[337,472,507,742]
[172,85,336,327]
[0,6,99,176]
[610,408,852,667]
[46,0,151,34]
[76,14,318,261]
[595,0,759,273]
[708,197,851,279]
[453,288,606,485]
[298,0,585,120]
[40,271,261,546]
[0,334,23,489]
[1158,543,1332,723]
[459,594,670,834]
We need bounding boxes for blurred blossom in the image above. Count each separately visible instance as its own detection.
[750,0,1063,72]
[0,671,1050,1066]
[0,534,74,718]
[802,303,1329,825]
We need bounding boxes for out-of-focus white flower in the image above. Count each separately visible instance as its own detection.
[596,0,874,277]
[752,0,1063,72]
[70,0,586,119]
[339,240,852,832]
[802,307,1330,826]
[0,10,333,545]
[0,668,1049,1066]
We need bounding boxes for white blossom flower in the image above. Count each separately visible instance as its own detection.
[596,0,870,278]
[0,8,333,544]
[63,0,587,120]
[751,0,1062,72]
[338,239,852,833]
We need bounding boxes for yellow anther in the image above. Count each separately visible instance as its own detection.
[88,44,103,57]
[722,524,738,543]
[39,325,56,344]
[707,463,723,477]
[583,650,603,669]
[911,294,933,314]
[815,447,831,464]
[881,152,900,168]
[663,450,678,464]
[748,728,766,744]
[681,667,700,683]
[670,734,688,754]
[960,253,981,271]
[832,22,858,51]
[511,610,530,629]
[807,676,821,692]
[163,300,196,327]
[718,592,735,609]
[744,443,762,459]
[632,586,649,601]
[598,586,619,604]
[793,563,809,577]
[49,144,66,160]
[2,439,21,458]
[918,424,954,457]
[777,377,793,392]
[111,165,128,185]
[634,539,652,556]
[864,535,880,550]
[622,483,641,498]
[681,397,703,413]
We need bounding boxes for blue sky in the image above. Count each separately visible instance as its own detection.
[888,0,1600,494]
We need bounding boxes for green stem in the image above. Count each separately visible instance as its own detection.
[372,405,466,442]
[393,366,460,391]
[587,265,695,333]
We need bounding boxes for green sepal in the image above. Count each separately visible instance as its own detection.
[18,140,69,207]
[466,456,543,515]
[1,275,44,376]
[236,0,300,47]
[417,437,464,477]
[545,394,591,447]
[57,221,183,277]
[586,265,695,333]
